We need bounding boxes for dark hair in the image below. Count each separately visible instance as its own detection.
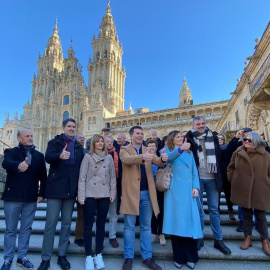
[161,136,168,148]
[62,118,76,128]
[167,130,181,151]
[129,125,143,135]
[86,137,92,151]
[146,139,158,148]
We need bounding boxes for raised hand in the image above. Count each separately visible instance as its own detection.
[235,130,244,139]
[18,157,29,172]
[60,144,70,160]
[143,148,154,162]
[161,148,168,162]
[181,138,190,151]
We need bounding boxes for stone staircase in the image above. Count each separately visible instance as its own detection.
[0,193,270,269]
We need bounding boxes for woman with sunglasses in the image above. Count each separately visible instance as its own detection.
[228,131,270,256]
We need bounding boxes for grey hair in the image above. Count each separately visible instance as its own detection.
[245,132,266,149]
[86,137,92,151]
[192,116,206,124]
[75,133,83,139]
[149,129,157,135]
[103,135,114,141]
[117,132,126,139]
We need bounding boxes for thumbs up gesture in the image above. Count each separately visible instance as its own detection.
[18,157,29,172]
[143,148,154,162]
[60,144,70,160]
[181,138,191,151]
[161,148,168,162]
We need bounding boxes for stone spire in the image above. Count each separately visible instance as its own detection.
[98,0,118,41]
[179,75,193,107]
[44,18,63,58]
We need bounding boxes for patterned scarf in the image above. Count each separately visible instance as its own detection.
[191,127,217,173]
[108,147,119,178]
[62,134,75,165]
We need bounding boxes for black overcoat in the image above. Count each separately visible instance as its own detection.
[1,144,47,202]
[45,134,84,199]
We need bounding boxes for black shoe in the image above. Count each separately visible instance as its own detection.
[0,261,12,270]
[37,260,50,270]
[197,238,204,251]
[16,257,34,270]
[74,238,84,247]
[236,221,244,232]
[142,258,162,270]
[122,258,133,270]
[214,240,231,255]
[57,256,70,270]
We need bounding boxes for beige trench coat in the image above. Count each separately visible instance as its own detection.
[119,144,164,216]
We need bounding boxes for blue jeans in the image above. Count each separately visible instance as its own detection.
[123,190,153,260]
[3,201,37,261]
[199,179,222,240]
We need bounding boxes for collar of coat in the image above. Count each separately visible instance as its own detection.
[91,151,107,162]
[125,143,147,155]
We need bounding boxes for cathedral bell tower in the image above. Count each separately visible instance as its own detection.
[88,1,126,114]
[179,76,193,107]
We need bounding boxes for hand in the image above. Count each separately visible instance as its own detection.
[60,144,70,160]
[110,197,114,202]
[161,148,168,162]
[78,200,85,205]
[18,157,29,172]
[37,197,44,203]
[192,188,199,197]
[143,148,154,162]
[235,130,244,139]
[181,138,190,151]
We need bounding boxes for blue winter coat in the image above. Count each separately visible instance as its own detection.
[162,148,203,239]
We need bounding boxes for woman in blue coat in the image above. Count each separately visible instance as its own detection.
[163,130,203,269]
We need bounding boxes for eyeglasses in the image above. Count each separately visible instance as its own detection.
[243,138,252,143]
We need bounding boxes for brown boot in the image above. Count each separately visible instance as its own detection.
[240,235,252,250]
[262,239,270,256]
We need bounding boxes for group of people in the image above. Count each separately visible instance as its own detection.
[1,116,270,270]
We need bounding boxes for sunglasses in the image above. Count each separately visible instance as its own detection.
[243,138,252,143]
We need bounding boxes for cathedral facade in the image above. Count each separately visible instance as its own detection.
[0,3,228,154]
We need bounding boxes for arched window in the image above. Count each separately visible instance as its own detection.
[93,117,96,124]
[63,95,69,105]
[104,50,107,58]
[80,113,83,121]
[63,111,69,121]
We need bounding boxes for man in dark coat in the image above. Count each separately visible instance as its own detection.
[185,116,231,255]
[1,129,47,270]
[37,118,84,270]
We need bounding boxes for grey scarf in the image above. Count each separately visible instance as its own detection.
[191,127,217,173]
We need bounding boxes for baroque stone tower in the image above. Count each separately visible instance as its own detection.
[179,76,193,107]
[88,1,126,114]
[20,20,87,152]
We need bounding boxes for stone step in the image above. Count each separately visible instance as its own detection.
[0,218,269,241]
[0,234,269,262]
[0,253,270,270]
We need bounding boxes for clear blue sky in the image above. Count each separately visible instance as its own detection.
[0,0,270,126]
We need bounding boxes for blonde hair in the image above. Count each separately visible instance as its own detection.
[90,134,106,155]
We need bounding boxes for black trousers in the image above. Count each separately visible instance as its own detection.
[171,235,198,264]
[151,190,164,235]
[219,171,233,211]
[83,197,110,256]
[242,207,268,240]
